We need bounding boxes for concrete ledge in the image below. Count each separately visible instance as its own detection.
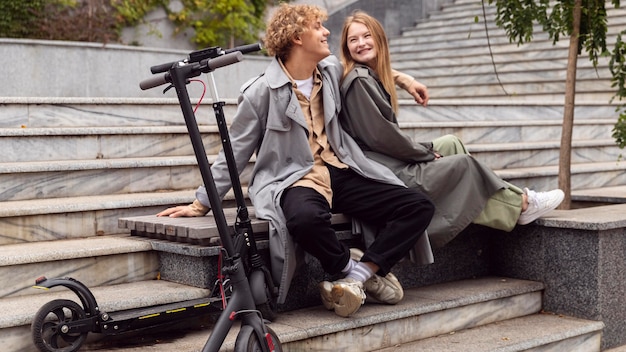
[490,203,626,350]
[536,203,626,230]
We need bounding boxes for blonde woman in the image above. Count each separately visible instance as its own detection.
[339,11,564,248]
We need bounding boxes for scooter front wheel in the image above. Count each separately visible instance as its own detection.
[31,299,88,352]
[234,324,282,352]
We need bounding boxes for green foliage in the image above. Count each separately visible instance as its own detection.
[488,0,614,66]
[111,0,167,25]
[36,0,122,42]
[169,0,267,49]
[488,0,626,148]
[0,0,46,37]
[0,0,276,49]
[610,31,626,148]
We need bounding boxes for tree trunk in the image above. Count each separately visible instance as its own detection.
[558,0,582,210]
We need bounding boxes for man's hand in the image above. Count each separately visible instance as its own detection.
[156,199,210,218]
[407,80,429,107]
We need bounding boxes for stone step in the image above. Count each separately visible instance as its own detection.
[0,126,223,163]
[17,277,551,352]
[400,119,616,144]
[420,79,614,101]
[391,38,571,61]
[0,156,254,201]
[607,346,626,352]
[0,189,243,244]
[403,62,612,89]
[411,65,613,89]
[394,55,607,77]
[0,156,201,202]
[372,313,603,352]
[468,139,621,170]
[401,4,626,38]
[0,236,158,299]
[571,185,626,205]
[1,279,211,352]
[405,10,626,42]
[396,100,618,123]
[0,97,238,129]
[496,161,626,191]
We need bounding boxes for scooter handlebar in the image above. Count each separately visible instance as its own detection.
[140,52,243,90]
[139,73,170,90]
[149,43,261,74]
[150,61,176,74]
[206,51,244,71]
[225,43,262,55]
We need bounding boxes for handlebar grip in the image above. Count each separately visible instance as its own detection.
[150,61,177,74]
[207,51,244,71]
[139,73,170,90]
[225,43,262,55]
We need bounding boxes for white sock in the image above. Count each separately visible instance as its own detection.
[346,262,375,283]
[341,259,357,275]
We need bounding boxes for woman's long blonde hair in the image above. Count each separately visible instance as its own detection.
[340,11,398,114]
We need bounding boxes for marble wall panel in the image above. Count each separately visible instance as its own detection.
[1,165,203,201]
[3,135,101,163]
[1,102,238,129]
[100,133,223,159]
[0,105,29,128]
[0,212,98,245]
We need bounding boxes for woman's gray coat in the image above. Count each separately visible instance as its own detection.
[194,56,410,304]
[340,65,509,248]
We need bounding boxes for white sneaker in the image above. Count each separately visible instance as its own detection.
[349,248,404,305]
[330,278,366,317]
[318,281,335,310]
[517,188,564,225]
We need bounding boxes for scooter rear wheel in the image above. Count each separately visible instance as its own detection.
[31,299,88,352]
[234,324,282,352]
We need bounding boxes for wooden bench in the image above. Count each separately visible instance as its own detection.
[119,208,355,247]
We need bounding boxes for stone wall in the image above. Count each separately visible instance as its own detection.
[0,39,270,100]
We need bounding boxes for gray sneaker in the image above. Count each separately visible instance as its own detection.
[349,248,404,305]
[517,188,564,225]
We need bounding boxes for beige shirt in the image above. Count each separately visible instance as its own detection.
[280,60,347,207]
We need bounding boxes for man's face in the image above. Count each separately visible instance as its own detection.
[299,19,331,61]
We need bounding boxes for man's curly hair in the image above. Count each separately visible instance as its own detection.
[263,3,328,62]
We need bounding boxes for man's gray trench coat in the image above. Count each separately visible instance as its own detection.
[194,55,432,304]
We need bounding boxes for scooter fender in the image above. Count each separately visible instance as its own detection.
[32,276,101,317]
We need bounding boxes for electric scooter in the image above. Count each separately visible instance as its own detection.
[30,43,282,352]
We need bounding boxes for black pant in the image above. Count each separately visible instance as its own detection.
[280,165,434,276]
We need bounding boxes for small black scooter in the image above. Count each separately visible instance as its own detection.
[30,43,282,352]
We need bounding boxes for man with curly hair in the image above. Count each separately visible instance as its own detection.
[158,3,434,318]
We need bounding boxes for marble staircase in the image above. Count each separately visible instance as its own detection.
[1,0,626,350]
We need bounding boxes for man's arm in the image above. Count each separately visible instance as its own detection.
[157,92,263,218]
[392,69,429,107]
